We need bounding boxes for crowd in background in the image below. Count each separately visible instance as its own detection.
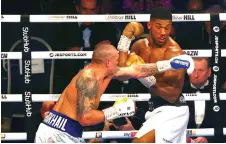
[1,0,226,143]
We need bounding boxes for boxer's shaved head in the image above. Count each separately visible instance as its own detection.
[92,44,118,64]
[92,44,119,74]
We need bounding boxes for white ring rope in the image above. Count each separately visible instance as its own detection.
[1,13,226,142]
[1,128,226,141]
[1,93,226,102]
[1,50,226,59]
[1,13,226,23]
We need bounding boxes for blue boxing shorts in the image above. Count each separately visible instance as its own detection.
[35,110,85,143]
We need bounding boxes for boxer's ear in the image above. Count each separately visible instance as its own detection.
[105,59,110,67]
[208,67,211,77]
[147,21,152,30]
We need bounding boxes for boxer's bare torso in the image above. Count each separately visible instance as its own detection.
[131,37,185,103]
[53,65,113,121]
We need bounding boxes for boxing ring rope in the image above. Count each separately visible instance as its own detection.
[1,93,226,102]
[1,50,226,59]
[1,13,226,141]
[1,13,226,22]
[2,128,226,141]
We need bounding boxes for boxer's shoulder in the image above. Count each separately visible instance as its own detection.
[76,69,98,88]
[165,38,183,55]
[131,38,149,53]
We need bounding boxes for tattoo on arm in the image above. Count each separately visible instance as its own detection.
[138,64,158,77]
[76,73,98,116]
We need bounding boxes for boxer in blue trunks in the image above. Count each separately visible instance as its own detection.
[35,43,194,143]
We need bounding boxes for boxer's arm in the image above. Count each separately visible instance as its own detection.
[150,46,185,103]
[130,39,142,55]
[114,63,159,78]
[116,41,142,81]
[118,39,141,67]
[118,22,144,67]
[76,73,105,126]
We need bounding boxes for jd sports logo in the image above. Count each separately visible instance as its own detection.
[125,15,136,20]
[184,15,195,20]
[49,53,54,57]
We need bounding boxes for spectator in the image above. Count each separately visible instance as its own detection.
[174,0,206,49]
[71,0,119,51]
[183,57,226,142]
[99,0,113,14]
[187,0,203,12]
[55,0,120,91]
[123,0,144,13]
[203,5,226,88]
[1,117,12,132]
[183,57,211,143]
[186,57,211,90]
[223,81,226,91]
[123,0,174,13]
[203,0,222,9]
[204,4,226,44]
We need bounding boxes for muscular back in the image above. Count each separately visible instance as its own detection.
[53,66,112,121]
[131,37,185,103]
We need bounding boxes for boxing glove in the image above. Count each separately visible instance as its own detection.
[125,52,145,66]
[117,22,144,52]
[102,97,135,121]
[156,54,194,74]
[126,53,156,88]
[138,76,156,88]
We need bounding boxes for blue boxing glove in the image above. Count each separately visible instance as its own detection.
[156,54,194,74]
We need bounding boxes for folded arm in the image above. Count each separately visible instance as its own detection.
[114,63,159,79]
